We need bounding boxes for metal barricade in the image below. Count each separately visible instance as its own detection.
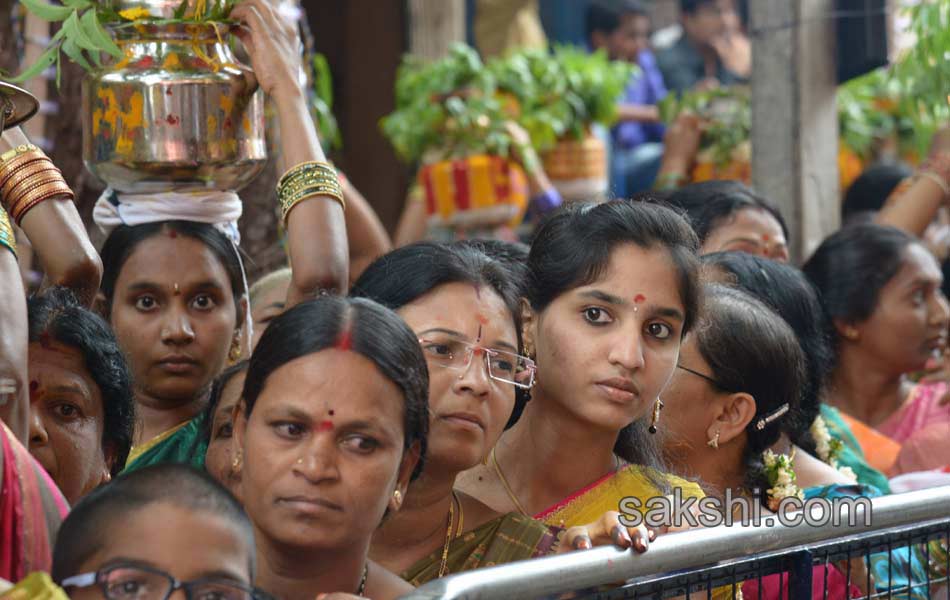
[399,486,950,600]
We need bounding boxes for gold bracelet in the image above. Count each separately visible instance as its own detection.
[0,144,40,164]
[278,176,343,193]
[8,177,67,219]
[280,189,346,226]
[276,161,338,195]
[279,182,344,207]
[0,158,57,196]
[280,181,344,201]
[279,184,345,209]
[11,182,72,225]
[5,170,63,208]
[0,207,16,258]
[3,164,61,198]
[0,154,50,193]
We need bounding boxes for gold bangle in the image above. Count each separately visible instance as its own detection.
[0,147,47,174]
[280,182,344,200]
[277,160,336,183]
[276,161,338,194]
[0,207,16,258]
[5,170,63,208]
[279,183,344,208]
[8,178,67,219]
[0,154,50,192]
[1,159,58,197]
[280,178,342,195]
[11,182,72,225]
[3,164,61,198]
[0,144,40,164]
[280,190,345,226]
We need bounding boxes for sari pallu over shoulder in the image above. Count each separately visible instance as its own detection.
[401,512,558,586]
[533,464,704,528]
[533,464,731,600]
[122,413,208,474]
[0,423,69,583]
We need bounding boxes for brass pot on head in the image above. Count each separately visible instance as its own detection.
[82,0,267,194]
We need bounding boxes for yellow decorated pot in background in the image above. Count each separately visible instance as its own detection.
[418,154,528,229]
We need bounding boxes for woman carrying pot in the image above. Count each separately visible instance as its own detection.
[96,0,350,471]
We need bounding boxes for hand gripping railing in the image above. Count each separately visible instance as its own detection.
[398,485,950,600]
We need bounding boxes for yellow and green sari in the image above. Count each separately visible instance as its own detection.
[534,464,733,600]
[534,464,704,528]
[402,512,558,586]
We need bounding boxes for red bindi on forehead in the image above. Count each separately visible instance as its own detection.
[634,294,646,303]
[167,230,178,238]
[317,420,334,432]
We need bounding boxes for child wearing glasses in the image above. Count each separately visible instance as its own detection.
[52,463,270,600]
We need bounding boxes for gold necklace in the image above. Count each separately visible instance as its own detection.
[454,490,465,538]
[490,448,623,517]
[490,447,529,516]
[437,492,461,577]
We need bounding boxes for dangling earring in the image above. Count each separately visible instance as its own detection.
[232,449,243,471]
[228,336,242,363]
[707,430,721,449]
[648,398,664,434]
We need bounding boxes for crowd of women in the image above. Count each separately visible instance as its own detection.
[0,0,948,598]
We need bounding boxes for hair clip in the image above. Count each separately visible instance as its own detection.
[755,403,789,431]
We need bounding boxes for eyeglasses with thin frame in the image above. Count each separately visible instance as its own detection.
[418,336,536,389]
[676,364,732,392]
[60,562,272,600]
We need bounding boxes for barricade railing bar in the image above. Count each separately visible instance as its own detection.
[399,486,950,600]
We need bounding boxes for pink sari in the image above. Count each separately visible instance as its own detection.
[0,422,69,582]
[879,382,950,472]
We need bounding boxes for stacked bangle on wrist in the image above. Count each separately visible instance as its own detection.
[0,144,74,225]
[0,207,16,258]
[276,161,345,226]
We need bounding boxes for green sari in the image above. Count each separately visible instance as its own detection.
[401,512,558,586]
[819,405,891,494]
[122,413,207,473]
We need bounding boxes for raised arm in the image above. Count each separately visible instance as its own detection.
[232,0,349,304]
[0,208,28,443]
[1,127,102,306]
[877,128,950,237]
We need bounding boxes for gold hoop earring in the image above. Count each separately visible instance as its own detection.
[393,490,402,503]
[707,430,721,449]
[648,397,664,434]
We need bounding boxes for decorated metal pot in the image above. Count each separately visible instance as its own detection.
[82,3,266,193]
